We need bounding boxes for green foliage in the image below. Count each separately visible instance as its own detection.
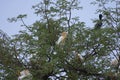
[0,0,120,80]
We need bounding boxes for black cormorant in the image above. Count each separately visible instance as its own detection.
[94,14,103,29]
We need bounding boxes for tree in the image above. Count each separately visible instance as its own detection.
[0,0,120,80]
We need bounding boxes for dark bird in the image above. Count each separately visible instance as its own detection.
[94,14,103,29]
[99,14,102,20]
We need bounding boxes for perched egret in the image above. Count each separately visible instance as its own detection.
[18,70,32,80]
[56,31,68,45]
[77,54,84,62]
[111,59,118,66]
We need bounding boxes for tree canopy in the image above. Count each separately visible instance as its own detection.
[0,0,120,80]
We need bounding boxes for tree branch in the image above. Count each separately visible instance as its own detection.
[20,18,32,32]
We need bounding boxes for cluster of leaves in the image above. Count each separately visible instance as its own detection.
[0,0,120,80]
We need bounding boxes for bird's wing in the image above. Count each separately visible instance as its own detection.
[78,54,84,61]
[56,36,63,45]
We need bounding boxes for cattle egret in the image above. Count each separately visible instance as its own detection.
[77,54,84,62]
[111,59,118,66]
[56,32,68,45]
[18,70,32,80]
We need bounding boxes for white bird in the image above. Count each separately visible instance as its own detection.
[77,54,84,61]
[56,32,68,45]
[111,59,118,66]
[18,70,32,80]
